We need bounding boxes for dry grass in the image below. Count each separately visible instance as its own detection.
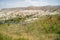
[0,14,60,40]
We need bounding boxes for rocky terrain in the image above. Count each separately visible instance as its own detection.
[0,6,60,40]
[0,6,60,22]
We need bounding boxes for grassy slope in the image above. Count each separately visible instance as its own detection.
[0,14,60,40]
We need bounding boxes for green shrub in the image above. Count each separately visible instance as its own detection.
[0,33,12,40]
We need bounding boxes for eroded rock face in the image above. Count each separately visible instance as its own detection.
[0,6,60,21]
[0,10,58,20]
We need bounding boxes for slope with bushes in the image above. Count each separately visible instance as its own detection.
[0,13,60,40]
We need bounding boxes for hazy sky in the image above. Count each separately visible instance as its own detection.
[0,0,60,9]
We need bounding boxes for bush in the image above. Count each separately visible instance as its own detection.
[0,33,12,40]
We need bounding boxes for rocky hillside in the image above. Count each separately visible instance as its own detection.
[0,6,60,20]
[0,6,60,40]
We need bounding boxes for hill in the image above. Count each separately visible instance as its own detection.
[0,6,60,40]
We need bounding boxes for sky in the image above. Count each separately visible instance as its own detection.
[0,0,60,9]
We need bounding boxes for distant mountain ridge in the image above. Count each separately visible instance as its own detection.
[1,6,60,12]
[0,5,60,21]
